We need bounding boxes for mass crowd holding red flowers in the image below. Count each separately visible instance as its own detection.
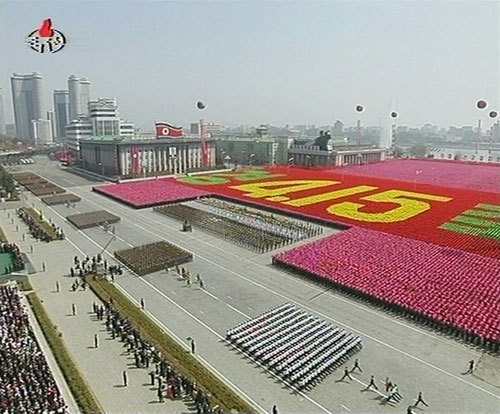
[0,284,67,414]
[338,159,500,193]
[273,227,500,350]
[94,178,210,208]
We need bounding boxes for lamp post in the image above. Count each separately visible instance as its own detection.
[390,111,399,158]
[476,100,487,156]
[355,105,364,148]
[249,153,255,167]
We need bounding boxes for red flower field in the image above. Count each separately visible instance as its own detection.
[273,227,500,342]
[94,178,211,208]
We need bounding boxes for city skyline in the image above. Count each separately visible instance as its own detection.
[1,1,498,132]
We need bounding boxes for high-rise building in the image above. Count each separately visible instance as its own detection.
[5,124,16,137]
[65,97,135,155]
[0,87,6,135]
[47,110,56,141]
[333,120,344,136]
[10,72,44,141]
[68,75,91,121]
[32,119,53,145]
[53,90,69,140]
[190,122,200,135]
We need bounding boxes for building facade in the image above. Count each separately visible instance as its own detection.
[428,144,500,163]
[288,144,386,167]
[0,87,5,135]
[215,135,289,166]
[68,75,91,121]
[79,136,216,177]
[32,119,53,145]
[53,89,69,140]
[65,98,135,155]
[10,72,44,141]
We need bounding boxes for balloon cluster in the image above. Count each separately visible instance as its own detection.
[355,105,364,112]
[196,101,206,110]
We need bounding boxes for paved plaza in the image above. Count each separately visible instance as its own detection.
[3,156,500,414]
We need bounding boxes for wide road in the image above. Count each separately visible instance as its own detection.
[17,157,500,414]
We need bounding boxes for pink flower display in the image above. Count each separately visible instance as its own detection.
[336,159,500,193]
[273,227,500,341]
[94,179,211,208]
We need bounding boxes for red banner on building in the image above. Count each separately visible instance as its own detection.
[155,122,183,138]
[131,146,141,174]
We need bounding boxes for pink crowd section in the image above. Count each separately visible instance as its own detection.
[94,179,210,207]
[335,159,500,193]
[274,227,500,341]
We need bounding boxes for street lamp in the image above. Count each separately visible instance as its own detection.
[475,99,487,155]
[249,153,255,167]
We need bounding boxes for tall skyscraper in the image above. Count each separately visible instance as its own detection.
[68,75,91,121]
[53,90,69,140]
[0,88,6,135]
[10,72,44,141]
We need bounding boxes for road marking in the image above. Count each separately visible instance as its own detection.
[351,377,385,397]
[171,291,177,295]
[341,404,351,412]
[227,304,251,319]
[137,276,334,414]
[24,197,268,414]
[111,283,267,414]
[200,310,204,314]
[247,306,254,312]
[202,289,220,301]
[68,185,500,400]
[227,295,233,300]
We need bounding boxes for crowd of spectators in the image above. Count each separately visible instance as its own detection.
[94,297,221,413]
[0,284,67,414]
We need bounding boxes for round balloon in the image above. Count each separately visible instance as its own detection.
[489,110,498,118]
[356,105,364,112]
[477,100,487,109]
[390,111,398,118]
[197,101,206,110]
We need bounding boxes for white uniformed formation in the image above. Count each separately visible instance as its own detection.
[226,303,362,390]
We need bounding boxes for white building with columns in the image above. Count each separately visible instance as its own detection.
[79,135,216,178]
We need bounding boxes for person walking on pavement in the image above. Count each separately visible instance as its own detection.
[465,359,475,374]
[365,375,379,391]
[272,405,278,414]
[42,262,46,272]
[414,391,429,408]
[351,358,362,372]
[157,384,164,403]
[190,339,196,354]
[71,303,76,316]
[55,281,60,293]
[150,370,156,386]
[186,274,192,288]
[94,333,99,348]
[140,298,145,310]
[70,267,74,277]
[122,370,128,387]
[199,279,204,289]
[407,405,415,414]
[196,273,201,283]
[339,367,353,381]
[385,377,393,392]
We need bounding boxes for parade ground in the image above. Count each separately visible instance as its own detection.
[3,156,500,414]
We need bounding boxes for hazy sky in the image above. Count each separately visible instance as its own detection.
[1,0,499,131]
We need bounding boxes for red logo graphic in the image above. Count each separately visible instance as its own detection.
[26,18,66,54]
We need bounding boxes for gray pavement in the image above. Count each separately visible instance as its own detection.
[10,156,500,414]
[1,204,193,413]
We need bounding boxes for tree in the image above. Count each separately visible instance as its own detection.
[409,143,427,158]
